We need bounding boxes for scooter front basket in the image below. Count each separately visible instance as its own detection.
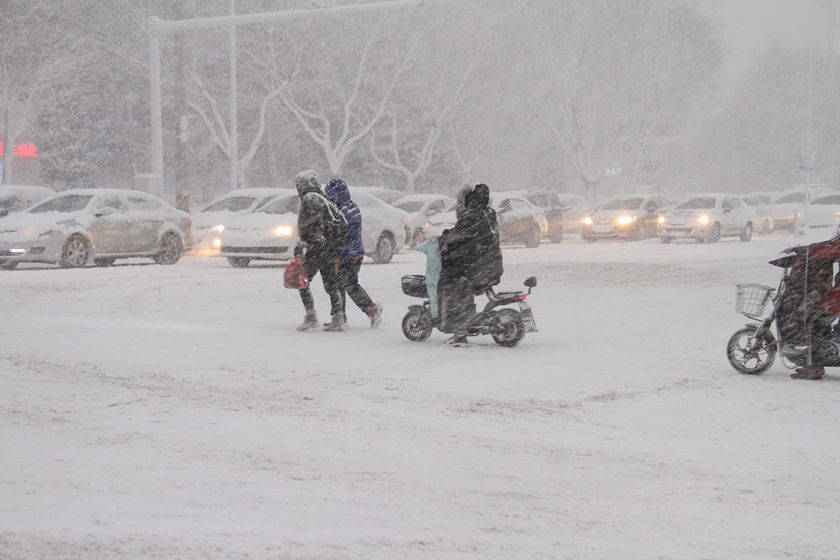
[736,283,774,318]
[401,274,428,298]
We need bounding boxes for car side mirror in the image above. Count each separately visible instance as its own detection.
[723,206,732,213]
[524,276,537,288]
[0,209,8,218]
[425,208,436,217]
[95,206,116,217]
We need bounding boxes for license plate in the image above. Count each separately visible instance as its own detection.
[518,303,538,332]
[593,225,613,233]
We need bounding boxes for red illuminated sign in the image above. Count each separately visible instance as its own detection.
[0,143,37,158]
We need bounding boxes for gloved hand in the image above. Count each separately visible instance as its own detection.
[294,242,308,259]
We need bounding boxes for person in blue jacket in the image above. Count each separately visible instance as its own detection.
[325,179,383,328]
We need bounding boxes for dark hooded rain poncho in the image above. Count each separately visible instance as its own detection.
[438,183,503,334]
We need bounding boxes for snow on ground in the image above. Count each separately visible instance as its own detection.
[2,233,839,559]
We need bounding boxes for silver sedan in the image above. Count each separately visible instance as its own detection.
[0,188,193,269]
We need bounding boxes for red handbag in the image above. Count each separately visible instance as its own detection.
[284,257,309,289]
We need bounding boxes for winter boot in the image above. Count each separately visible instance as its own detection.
[446,334,468,347]
[323,313,347,332]
[791,365,825,380]
[296,312,319,331]
[367,304,383,329]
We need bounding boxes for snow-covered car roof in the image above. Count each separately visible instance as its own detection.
[212,187,291,199]
[393,193,453,204]
[349,186,405,203]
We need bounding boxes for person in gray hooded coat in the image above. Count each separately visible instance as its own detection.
[293,170,346,331]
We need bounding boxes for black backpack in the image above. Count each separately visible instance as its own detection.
[314,193,349,247]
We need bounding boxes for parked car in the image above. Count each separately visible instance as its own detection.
[581,195,673,241]
[0,188,192,269]
[658,193,754,243]
[218,190,409,267]
[393,193,455,247]
[521,190,565,243]
[741,194,774,234]
[795,192,840,229]
[191,188,286,253]
[423,191,548,248]
[554,193,593,235]
[0,184,54,217]
[771,187,832,231]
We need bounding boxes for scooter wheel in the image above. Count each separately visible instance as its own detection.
[402,308,433,342]
[726,325,776,374]
[492,308,525,347]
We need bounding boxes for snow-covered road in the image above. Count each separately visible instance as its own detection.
[2,235,839,559]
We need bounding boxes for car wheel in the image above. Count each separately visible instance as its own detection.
[60,234,90,268]
[1,261,18,270]
[227,256,251,268]
[707,223,721,243]
[154,232,182,265]
[373,233,395,264]
[583,234,597,243]
[94,257,115,267]
[549,227,563,243]
[524,223,540,248]
[740,222,753,242]
[660,236,672,244]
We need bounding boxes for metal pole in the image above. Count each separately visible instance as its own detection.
[149,18,165,201]
[229,0,238,191]
[804,46,814,233]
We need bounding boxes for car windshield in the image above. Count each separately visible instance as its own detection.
[395,200,425,213]
[775,192,804,204]
[812,196,840,205]
[201,196,256,212]
[260,195,299,215]
[601,197,643,210]
[30,195,93,213]
[675,198,716,210]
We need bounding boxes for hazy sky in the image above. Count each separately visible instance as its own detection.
[707,0,835,71]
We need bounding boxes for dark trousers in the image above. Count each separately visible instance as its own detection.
[337,256,375,315]
[299,253,342,317]
[438,274,475,335]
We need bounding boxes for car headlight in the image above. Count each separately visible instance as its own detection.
[697,215,710,224]
[583,217,593,225]
[212,238,221,248]
[274,225,293,237]
[215,224,225,233]
[657,216,665,224]
[617,216,636,226]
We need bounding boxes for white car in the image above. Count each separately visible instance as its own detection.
[581,195,673,241]
[0,184,55,217]
[796,192,840,229]
[218,190,409,267]
[771,187,832,231]
[658,193,754,243]
[393,193,455,246]
[191,188,287,253]
[349,186,406,204]
[0,188,193,269]
[423,192,549,248]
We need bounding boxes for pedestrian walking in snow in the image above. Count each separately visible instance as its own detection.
[293,170,348,332]
[439,183,504,345]
[324,179,383,328]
